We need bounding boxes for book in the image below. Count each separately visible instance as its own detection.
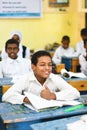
[67,120,87,130]
[67,114,87,130]
[61,69,87,79]
[24,92,81,112]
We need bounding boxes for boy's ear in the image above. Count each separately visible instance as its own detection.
[31,64,36,70]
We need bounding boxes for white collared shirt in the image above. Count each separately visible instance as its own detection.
[52,46,75,64]
[2,72,80,104]
[79,53,87,75]
[75,40,86,57]
[0,57,32,78]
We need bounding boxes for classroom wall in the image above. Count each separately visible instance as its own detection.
[0,0,85,51]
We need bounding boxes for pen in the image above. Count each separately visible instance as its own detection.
[64,104,84,112]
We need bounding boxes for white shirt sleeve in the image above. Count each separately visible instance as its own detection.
[52,75,80,100]
[2,76,28,104]
[25,47,31,59]
[2,74,80,104]
[75,41,86,57]
[79,54,87,73]
[52,48,61,64]
[0,62,3,78]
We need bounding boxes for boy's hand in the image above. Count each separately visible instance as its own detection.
[23,97,30,103]
[40,86,56,100]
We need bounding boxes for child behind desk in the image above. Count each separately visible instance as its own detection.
[0,39,32,81]
[79,39,87,76]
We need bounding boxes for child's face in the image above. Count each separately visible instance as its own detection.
[32,56,52,81]
[82,35,87,41]
[6,43,19,59]
[62,40,69,49]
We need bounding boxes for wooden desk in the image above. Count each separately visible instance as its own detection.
[61,57,80,72]
[0,95,87,130]
[67,78,87,93]
[49,51,54,58]
[0,78,13,102]
[30,114,86,130]
[2,85,11,94]
[0,78,12,86]
[71,58,80,72]
[56,64,65,73]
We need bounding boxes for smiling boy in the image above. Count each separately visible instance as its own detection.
[2,50,80,104]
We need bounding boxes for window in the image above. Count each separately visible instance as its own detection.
[78,0,87,12]
[49,0,69,7]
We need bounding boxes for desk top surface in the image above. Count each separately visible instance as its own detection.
[63,77,87,81]
[0,77,87,86]
[65,78,87,81]
[30,114,85,130]
[59,74,87,81]
[0,95,87,124]
[0,78,13,86]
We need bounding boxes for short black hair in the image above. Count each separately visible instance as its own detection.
[31,50,52,65]
[62,35,70,42]
[5,39,19,50]
[81,28,87,36]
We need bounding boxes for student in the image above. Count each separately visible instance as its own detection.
[79,39,87,76]
[1,30,30,60]
[0,39,32,79]
[75,28,87,57]
[52,35,75,64]
[2,50,80,104]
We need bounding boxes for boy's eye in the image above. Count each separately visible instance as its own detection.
[39,63,52,66]
[40,64,45,66]
[7,47,18,50]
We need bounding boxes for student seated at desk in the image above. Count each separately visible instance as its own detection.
[74,28,87,57]
[0,39,32,80]
[79,39,87,76]
[52,35,75,64]
[1,30,31,60]
[2,50,80,104]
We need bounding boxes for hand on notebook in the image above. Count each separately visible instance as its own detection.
[40,86,56,100]
[23,97,30,104]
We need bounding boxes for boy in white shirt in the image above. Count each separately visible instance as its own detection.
[79,39,87,76]
[0,39,32,79]
[52,35,74,64]
[1,30,30,60]
[75,28,87,57]
[2,50,80,104]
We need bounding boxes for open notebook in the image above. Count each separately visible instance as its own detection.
[24,92,81,112]
[61,69,87,79]
[67,114,87,130]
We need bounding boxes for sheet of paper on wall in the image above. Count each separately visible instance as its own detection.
[61,69,87,79]
[24,92,81,112]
